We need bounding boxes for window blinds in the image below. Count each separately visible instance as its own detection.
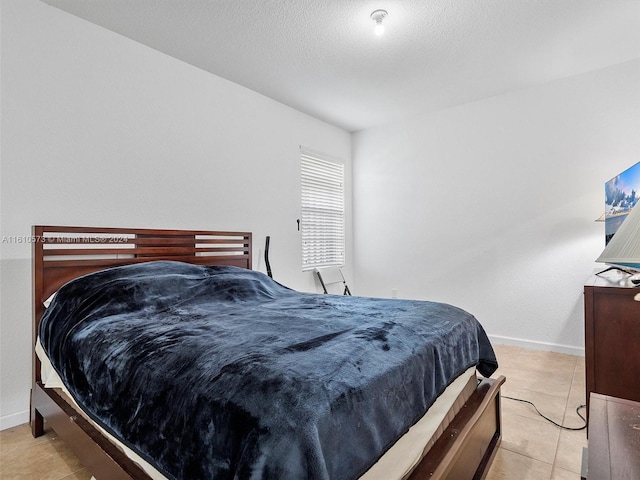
[300,149,345,271]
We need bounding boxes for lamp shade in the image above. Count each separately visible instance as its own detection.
[596,203,640,270]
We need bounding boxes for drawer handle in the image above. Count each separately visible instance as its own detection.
[635,293,640,302]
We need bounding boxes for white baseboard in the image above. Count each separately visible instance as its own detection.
[0,410,30,431]
[489,334,585,357]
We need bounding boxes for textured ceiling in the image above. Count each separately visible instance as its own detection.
[42,0,640,132]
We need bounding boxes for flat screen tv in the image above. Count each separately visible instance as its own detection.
[605,161,640,245]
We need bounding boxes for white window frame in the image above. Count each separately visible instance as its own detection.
[300,147,345,271]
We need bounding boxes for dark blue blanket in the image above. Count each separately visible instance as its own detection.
[39,261,497,480]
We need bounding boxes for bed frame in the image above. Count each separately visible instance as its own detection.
[31,225,505,480]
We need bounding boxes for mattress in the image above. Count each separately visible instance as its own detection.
[37,339,477,480]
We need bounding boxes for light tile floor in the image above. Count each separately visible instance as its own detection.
[486,344,587,480]
[0,345,586,479]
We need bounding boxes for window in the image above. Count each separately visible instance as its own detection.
[300,148,345,271]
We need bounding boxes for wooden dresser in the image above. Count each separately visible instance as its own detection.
[583,393,640,479]
[584,273,640,418]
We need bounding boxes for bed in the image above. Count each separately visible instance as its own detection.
[30,225,505,480]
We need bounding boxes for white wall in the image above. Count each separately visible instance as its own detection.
[0,0,351,429]
[353,59,640,354]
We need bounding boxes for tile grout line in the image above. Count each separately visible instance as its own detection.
[551,355,577,475]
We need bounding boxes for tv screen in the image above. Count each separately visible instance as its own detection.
[605,161,640,245]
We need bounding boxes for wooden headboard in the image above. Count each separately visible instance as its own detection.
[32,225,252,383]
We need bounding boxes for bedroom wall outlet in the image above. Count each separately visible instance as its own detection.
[391,288,398,299]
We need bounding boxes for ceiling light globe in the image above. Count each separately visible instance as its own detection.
[370,9,388,36]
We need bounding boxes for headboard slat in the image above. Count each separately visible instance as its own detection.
[42,246,250,256]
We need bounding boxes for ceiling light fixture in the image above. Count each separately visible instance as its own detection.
[370,9,388,36]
